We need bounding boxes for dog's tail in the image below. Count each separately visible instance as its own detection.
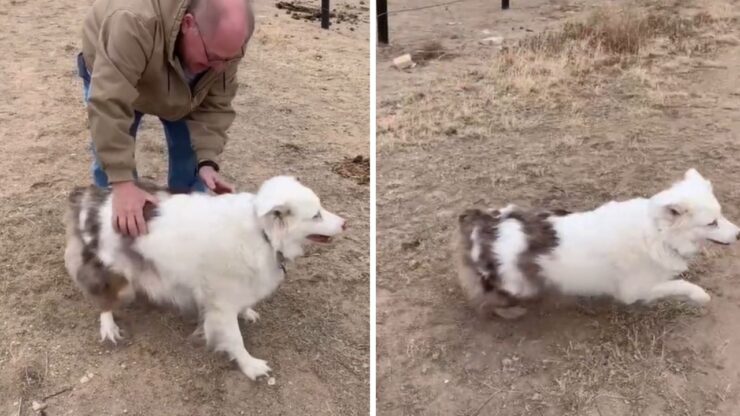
[63,186,133,309]
[63,186,92,287]
[64,186,88,241]
[75,257,130,310]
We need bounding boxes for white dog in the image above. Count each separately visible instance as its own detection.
[455,168,739,319]
[63,175,346,380]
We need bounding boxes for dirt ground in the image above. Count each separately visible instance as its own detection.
[0,0,369,415]
[377,0,740,415]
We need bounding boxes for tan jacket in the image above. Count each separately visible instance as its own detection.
[81,0,244,183]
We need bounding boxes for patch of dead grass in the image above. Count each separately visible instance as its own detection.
[489,6,718,103]
[331,155,370,185]
[381,2,734,149]
[411,41,452,64]
[486,301,713,415]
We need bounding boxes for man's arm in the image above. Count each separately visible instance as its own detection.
[88,11,159,236]
[87,10,153,183]
[186,61,240,193]
[186,60,240,168]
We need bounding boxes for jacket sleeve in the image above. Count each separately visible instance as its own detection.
[185,60,240,165]
[87,11,153,183]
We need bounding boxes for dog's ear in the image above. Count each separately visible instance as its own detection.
[268,204,291,219]
[684,168,713,190]
[256,198,291,219]
[684,168,704,182]
[664,202,688,219]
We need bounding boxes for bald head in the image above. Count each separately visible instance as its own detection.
[178,0,254,74]
[188,0,255,46]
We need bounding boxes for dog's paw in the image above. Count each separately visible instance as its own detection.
[241,308,260,323]
[99,314,123,344]
[240,357,271,381]
[689,289,711,305]
[188,325,206,345]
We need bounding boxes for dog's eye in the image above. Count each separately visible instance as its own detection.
[708,220,718,227]
[313,211,322,220]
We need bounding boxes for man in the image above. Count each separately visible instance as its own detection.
[77,0,255,236]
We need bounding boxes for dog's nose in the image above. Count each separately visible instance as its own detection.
[736,231,740,241]
[342,220,348,231]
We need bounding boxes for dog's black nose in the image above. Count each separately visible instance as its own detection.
[736,231,740,241]
[342,220,348,231]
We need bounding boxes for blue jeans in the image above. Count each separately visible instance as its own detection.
[77,53,205,192]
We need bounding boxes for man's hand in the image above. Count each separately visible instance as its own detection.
[199,165,234,194]
[111,181,159,237]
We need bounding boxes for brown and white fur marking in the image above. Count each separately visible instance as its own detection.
[63,176,346,381]
[455,205,566,319]
[455,168,740,319]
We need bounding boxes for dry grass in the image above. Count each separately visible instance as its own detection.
[518,9,707,56]
[332,155,370,185]
[488,6,718,106]
[411,41,453,64]
[541,302,705,414]
[380,3,732,149]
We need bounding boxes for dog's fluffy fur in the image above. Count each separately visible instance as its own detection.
[63,176,345,380]
[455,168,740,319]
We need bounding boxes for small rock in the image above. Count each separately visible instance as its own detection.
[502,358,513,366]
[444,379,449,384]
[267,377,276,386]
[696,59,726,68]
[80,372,94,384]
[392,54,415,70]
[401,240,420,250]
[716,34,740,46]
[32,401,47,411]
[480,36,504,46]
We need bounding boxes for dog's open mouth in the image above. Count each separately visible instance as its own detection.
[708,239,731,246]
[307,234,333,244]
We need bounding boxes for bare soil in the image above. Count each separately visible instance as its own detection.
[377,0,740,415]
[0,0,369,415]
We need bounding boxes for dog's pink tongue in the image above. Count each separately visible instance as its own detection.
[307,235,331,243]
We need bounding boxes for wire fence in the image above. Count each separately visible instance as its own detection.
[377,0,511,43]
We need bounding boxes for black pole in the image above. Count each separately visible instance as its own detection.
[321,0,330,29]
[502,0,509,9]
[378,0,388,44]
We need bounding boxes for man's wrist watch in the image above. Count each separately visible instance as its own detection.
[198,160,220,172]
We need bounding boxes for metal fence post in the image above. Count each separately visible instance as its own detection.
[322,0,330,28]
[378,0,388,44]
